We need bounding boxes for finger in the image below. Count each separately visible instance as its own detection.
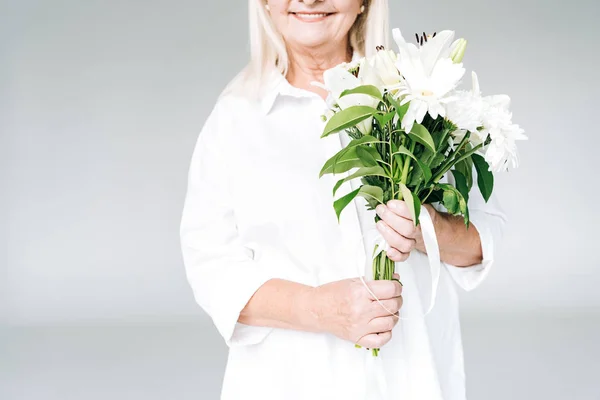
[386,200,413,220]
[376,204,418,238]
[369,297,403,318]
[366,279,402,300]
[356,331,392,349]
[386,247,410,262]
[376,220,416,253]
[391,272,404,286]
[367,316,397,334]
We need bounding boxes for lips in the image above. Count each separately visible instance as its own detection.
[290,11,334,21]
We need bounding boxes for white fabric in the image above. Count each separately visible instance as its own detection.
[179,70,507,400]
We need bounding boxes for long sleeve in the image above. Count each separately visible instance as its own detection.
[437,167,508,292]
[179,99,279,347]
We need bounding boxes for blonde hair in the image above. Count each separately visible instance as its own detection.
[222,0,390,99]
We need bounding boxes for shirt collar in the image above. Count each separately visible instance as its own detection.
[259,50,361,115]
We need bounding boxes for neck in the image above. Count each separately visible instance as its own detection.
[286,40,352,100]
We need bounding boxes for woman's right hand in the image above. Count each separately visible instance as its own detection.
[310,273,403,349]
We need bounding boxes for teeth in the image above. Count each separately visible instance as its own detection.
[295,13,329,19]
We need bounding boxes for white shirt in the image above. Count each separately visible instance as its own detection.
[179,70,507,400]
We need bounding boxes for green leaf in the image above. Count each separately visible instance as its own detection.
[345,135,381,148]
[321,106,377,138]
[392,146,432,183]
[429,153,446,170]
[450,169,469,202]
[455,157,474,191]
[472,153,494,202]
[332,166,388,196]
[357,185,384,205]
[333,184,385,222]
[340,85,383,101]
[398,183,421,226]
[409,124,436,153]
[321,157,364,177]
[360,177,387,210]
[319,135,381,177]
[320,144,382,177]
[355,145,377,167]
[437,183,468,218]
[461,199,470,228]
[386,94,410,121]
[333,187,360,222]
[442,189,459,214]
[458,192,468,215]
[373,111,395,127]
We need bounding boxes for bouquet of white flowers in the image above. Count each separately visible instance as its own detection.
[318,29,527,357]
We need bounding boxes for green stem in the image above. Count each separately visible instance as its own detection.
[400,140,416,185]
[432,142,483,183]
[368,247,397,357]
[436,132,471,174]
[383,104,396,201]
[433,128,451,157]
[421,185,436,204]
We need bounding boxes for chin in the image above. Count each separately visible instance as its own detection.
[287,31,334,49]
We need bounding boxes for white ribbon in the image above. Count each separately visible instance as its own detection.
[358,205,441,321]
[356,205,442,400]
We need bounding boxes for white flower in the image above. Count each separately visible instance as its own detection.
[391,28,466,133]
[367,48,401,87]
[468,72,527,172]
[445,72,485,144]
[318,58,384,135]
[480,103,527,172]
[484,129,523,172]
[445,71,527,171]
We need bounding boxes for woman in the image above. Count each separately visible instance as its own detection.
[179,0,506,399]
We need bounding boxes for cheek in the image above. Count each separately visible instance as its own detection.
[335,13,359,36]
[334,0,362,18]
[268,11,293,39]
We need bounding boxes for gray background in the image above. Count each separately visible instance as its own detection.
[2,0,599,399]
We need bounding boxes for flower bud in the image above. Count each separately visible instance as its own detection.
[369,49,401,86]
[450,38,467,63]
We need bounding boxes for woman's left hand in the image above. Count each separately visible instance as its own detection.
[375,200,437,262]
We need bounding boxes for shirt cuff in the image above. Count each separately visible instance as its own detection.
[212,269,275,348]
[443,210,495,292]
[209,242,284,348]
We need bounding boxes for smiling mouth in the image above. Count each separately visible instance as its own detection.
[290,12,334,21]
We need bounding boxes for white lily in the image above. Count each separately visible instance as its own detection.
[367,48,402,87]
[392,28,466,133]
[320,58,384,135]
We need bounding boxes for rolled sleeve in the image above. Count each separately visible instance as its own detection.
[441,167,508,292]
[179,99,278,347]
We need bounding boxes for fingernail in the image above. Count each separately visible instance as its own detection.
[387,201,397,210]
[375,205,385,216]
[376,221,387,232]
